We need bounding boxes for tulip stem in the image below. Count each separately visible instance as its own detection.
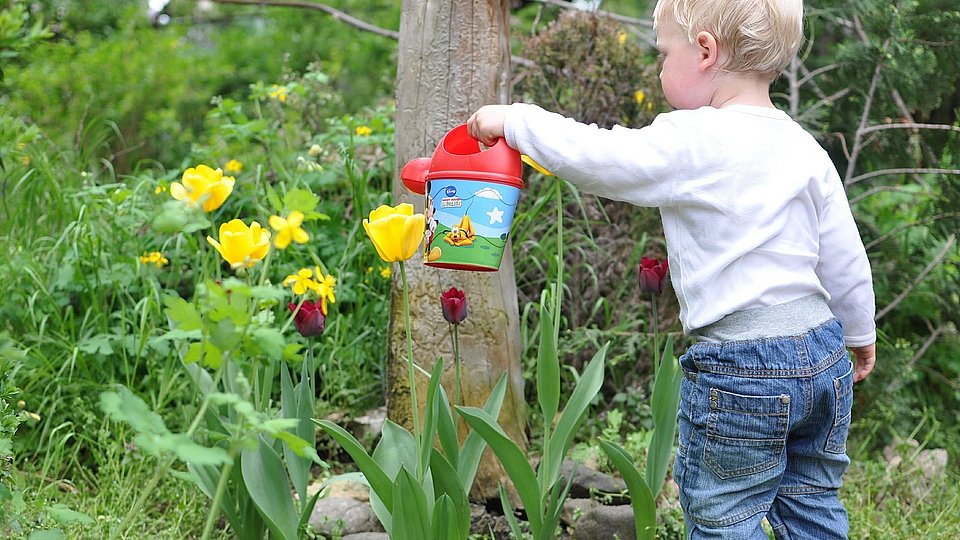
[399,262,422,455]
[554,178,564,337]
[452,324,462,409]
[651,293,660,380]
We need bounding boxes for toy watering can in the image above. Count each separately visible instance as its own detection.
[401,124,523,272]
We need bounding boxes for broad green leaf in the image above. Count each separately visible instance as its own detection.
[78,333,114,356]
[165,434,231,466]
[184,341,222,369]
[392,466,431,540]
[188,462,241,529]
[435,385,460,469]
[543,344,607,490]
[100,387,167,435]
[419,358,445,477]
[599,439,656,540]
[251,327,285,361]
[537,302,560,428]
[498,483,524,540]
[429,450,470,539]
[646,336,681,497]
[280,363,308,504]
[432,494,460,540]
[163,294,203,331]
[313,420,393,510]
[456,406,542,534]
[152,200,211,234]
[241,436,299,540]
[282,187,320,215]
[47,504,94,525]
[457,372,508,490]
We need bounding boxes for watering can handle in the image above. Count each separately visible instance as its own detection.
[400,157,431,195]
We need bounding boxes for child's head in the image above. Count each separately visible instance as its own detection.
[653,0,803,81]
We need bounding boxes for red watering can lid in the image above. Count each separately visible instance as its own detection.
[400,124,522,195]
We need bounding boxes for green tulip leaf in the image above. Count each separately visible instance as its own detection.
[314,419,393,511]
[392,465,431,540]
[646,336,681,497]
[543,343,607,489]
[599,438,656,540]
[457,372,508,490]
[456,406,542,534]
[537,301,560,429]
[241,436,300,540]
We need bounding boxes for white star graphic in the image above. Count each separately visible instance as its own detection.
[486,206,504,224]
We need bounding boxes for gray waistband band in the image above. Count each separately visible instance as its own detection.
[693,294,834,343]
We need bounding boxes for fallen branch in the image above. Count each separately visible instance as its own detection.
[859,122,960,136]
[875,234,956,321]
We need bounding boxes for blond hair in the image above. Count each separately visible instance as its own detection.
[653,0,803,80]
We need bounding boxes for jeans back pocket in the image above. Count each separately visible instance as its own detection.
[825,360,854,454]
[705,388,790,479]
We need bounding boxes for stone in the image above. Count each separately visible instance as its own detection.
[562,498,601,526]
[560,459,628,500]
[342,534,389,540]
[308,496,383,537]
[883,437,949,500]
[572,503,636,540]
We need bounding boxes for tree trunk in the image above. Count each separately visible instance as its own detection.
[390,0,527,501]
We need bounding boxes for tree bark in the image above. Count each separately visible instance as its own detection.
[390,0,527,501]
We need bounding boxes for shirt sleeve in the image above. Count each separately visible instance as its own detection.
[815,166,877,347]
[503,103,685,208]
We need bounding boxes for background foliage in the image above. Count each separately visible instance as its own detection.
[1,0,958,537]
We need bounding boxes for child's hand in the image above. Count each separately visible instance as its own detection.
[849,343,876,383]
[467,105,509,147]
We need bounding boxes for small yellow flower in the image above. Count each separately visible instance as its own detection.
[155,184,168,194]
[617,31,628,45]
[366,266,374,274]
[355,125,372,137]
[170,164,235,212]
[268,211,309,249]
[308,144,322,157]
[139,251,169,268]
[521,155,555,177]
[634,90,646,106]
[379,266,391,279]
[283,268,320,296]
[206,219,271,270]
[224,159,243,175]
[269,84,288,103]
[21,155,30,167]
[313,267,336,314]
[362,203,426,263]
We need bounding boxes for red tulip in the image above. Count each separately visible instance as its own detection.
[440,287,468,325]
[288,301,325,337]
[638,257,669,294]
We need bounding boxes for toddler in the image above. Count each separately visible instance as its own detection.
[467,0,876,538]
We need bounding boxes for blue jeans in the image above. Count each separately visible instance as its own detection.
[674,319,853,539]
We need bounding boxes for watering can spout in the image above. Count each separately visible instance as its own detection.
[400,157,431,195]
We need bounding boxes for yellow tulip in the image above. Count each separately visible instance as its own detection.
[268,211,309,249]
[206,219,271,270]
[170,164,235,212]
[362,203,425,263]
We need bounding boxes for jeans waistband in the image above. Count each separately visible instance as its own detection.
[683,317,847,378]
[693,294,834,343]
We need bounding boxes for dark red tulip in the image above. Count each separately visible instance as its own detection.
[288,301,325,337]
[440,287,468,325]
[638,257,669,294]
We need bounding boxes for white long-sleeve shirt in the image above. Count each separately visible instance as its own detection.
[504,103,876,347]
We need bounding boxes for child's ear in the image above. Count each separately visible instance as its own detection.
[695,31,719,71]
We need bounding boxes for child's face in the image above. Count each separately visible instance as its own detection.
[656,14,714,109]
